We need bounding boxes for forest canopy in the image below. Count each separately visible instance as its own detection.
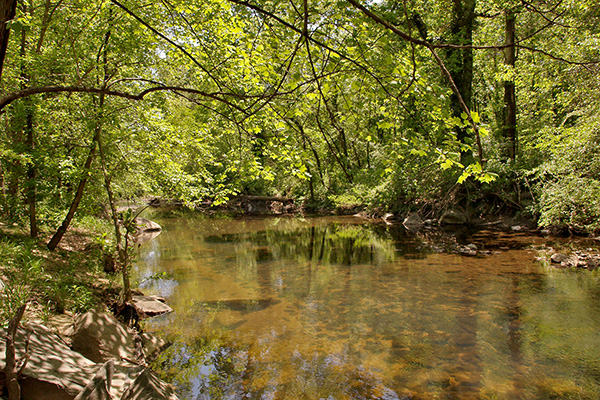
[1,0,599,237]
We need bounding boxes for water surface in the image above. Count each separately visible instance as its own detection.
[135,215,600,400]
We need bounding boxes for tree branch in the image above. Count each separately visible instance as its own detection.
[0,84,253,112]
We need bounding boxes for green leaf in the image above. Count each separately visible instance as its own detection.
[457,171,470,184]
[440,159,453,170]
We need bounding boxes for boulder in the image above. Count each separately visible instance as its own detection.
[121,369,179,400]
[71,309,138,364]
[140,332,169,362]
[0,321,175,400]
[439,210,468,225]
[403,212,423,228]
[0,323,101,399]
[459,245,477,257]
[73,361,114,400]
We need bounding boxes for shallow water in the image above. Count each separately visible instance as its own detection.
[134,215,600,400]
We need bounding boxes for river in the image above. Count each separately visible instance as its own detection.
[134,214,600,400]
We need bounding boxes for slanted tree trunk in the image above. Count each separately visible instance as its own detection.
[503,9,517,160]
[47,133,99,250]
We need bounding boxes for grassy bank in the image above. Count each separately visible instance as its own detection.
[0,218,120,327]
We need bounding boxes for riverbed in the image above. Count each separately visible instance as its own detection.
[133,214,600,400]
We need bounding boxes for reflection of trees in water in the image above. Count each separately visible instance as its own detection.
[143,217,600,400]
[228,222,400,266]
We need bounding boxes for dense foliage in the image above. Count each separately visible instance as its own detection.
[0,0,599,236]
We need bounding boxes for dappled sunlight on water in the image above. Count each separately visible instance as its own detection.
[134,215,600,399]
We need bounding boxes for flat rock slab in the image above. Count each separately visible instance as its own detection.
[134,217,162,232]
[131,295,173,317]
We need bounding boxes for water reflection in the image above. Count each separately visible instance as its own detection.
[134,215,600,400]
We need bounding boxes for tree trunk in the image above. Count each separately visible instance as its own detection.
[503,10,517,160]
[444,0,476,165]
[0,0,18,82]
[25,99,38,237]
[47,133,99,250]
[98,122,131,304]
[17,2,39,238]
[5,304,27,400]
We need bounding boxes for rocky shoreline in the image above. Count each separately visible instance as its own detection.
[0,301,176,400]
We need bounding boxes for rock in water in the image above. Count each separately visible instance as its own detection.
[439,210,468,225]
[134,217,162,232]
[403,212,423,228]
[131,295,173,317]
[550,253,568,264]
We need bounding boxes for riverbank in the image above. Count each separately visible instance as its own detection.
[0,220,179,399]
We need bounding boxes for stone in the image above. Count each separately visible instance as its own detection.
[0,323,100,398]
[403,212,423,227]
[550,253,569,264]
[383,213,395,221]
[586,258,600,270]
[134,217,161,232]
[73,361,114,400]
[71,309,138,364]
[0,322,170,400]
[140,332,169,362]
[439,210,468,225]
[120,369,180,400]
[459,246,477,257]
[131,295,173,317]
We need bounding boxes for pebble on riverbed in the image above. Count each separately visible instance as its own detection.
[459,243,478,257]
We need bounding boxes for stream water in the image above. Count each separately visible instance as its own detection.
[134,214,600,400]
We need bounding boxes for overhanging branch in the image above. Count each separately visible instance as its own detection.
[0,84,251,112]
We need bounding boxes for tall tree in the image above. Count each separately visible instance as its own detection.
[444,0,477,164]
[503,8,517,160]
